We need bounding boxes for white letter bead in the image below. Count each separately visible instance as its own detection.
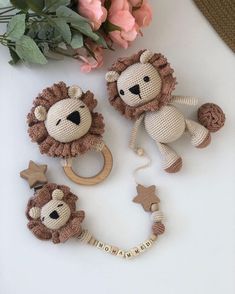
[103,245,111,253]
[97,241,105,250]
[131,247,140,256]
[151,211,164,222]
[138,244,146,252]
[117,250,125,258]
[111,247,119,255]
[144,240,153,248]
[125,251,133,259]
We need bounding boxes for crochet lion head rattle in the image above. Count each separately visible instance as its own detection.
[105,49,225,173]
[27,82,112,185]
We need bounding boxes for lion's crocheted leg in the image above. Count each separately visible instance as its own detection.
[185,119,211,148]
[156,142,182,173]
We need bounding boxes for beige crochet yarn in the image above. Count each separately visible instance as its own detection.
[45,98,92,143]
[26,183,85,243]
[106,49,225,173]
[27,82,105,158]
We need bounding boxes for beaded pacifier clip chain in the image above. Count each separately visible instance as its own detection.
[20,160,165,259]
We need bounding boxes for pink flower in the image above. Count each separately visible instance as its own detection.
[78,0,107,30]
[132,1,152,27]
[108,0,138,48]
[75,41,104,72]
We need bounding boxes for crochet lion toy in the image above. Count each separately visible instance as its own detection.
[105,49,225,173]
[26,183,85,243]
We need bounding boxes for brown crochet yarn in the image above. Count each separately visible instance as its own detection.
[152,222,165,235]
[106,50,176,120]
[28,82,105,158]
[198,103,225,132]
[26,183,85,244]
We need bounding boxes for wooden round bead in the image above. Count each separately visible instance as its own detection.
[137,148,144,156]
[150,234,158,241]
[152,222,165,235]
[150,203,159,212]
[151,210,164,222]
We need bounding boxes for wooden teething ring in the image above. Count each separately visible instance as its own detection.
[63,145,113,185]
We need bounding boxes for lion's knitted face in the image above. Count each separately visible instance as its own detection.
[40,198,71,230]
[45,98,92,143]
[117,62,162,107]
[105,50,177,120]
[27,82,105,158]
[26,183,85,244]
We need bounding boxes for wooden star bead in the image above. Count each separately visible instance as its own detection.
[133,184,160,212]
[152,222,165,236]
[20,161,47,188]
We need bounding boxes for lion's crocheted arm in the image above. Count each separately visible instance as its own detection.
[129,114,145,152]
[171,95,199,106]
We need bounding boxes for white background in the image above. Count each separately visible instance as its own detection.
[0,0,235,293]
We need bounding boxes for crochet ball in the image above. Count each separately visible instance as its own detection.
[152,222,165,235]
[198,103,225,132]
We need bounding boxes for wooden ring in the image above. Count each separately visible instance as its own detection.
[63,145,113,185]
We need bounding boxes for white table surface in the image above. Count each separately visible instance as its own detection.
[0,0,235,293]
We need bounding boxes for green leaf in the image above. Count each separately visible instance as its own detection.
[6,14,26,41]
[103,20,121,33]
[16,35,47,64]
[71,23,100,41]
[8,47,20,65]
[27,0,44,12]
[10,0,28,10]
[96,33,108,49]
[56,6,87,22]
[70,32,83,49]
[45,0,70,12]
[56,6,100,41]
[49,18,71,44]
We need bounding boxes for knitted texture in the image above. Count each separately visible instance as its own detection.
[145,105,186,143]
[194,0,235,53]
[106,49,176,120]
[45,98,92,143]
[28,82,105,158]
[185,119,210,147]
[26,183,85,243]
[106,50,225,173]
[152,222,165,235]
[117,63,162,107]
[198,103,225,132]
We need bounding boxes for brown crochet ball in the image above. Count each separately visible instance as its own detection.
[152,222,165,235]
[198,103,225,132]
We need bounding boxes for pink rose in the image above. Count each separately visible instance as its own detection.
[108,0,138,48]
[78,0,107,30]
[75,41,104,72]
[132,1,152,27]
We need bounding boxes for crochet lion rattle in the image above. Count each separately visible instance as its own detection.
[105,49,225,173]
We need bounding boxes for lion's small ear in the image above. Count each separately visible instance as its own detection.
[68,85,83,99]
[29,207,41,219]
[52,189,64,200]
[140,50,154,64]
[34,106,47,121]
[105,71,120,82]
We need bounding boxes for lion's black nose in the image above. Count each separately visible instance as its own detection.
[49,210,59,219]
[67,111,80,125]
[129,84,140,95]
